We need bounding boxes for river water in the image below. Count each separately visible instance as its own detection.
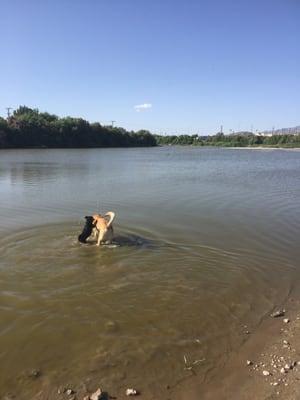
[0,147,300,399]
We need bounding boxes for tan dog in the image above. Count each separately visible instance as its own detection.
[92,211,115,246]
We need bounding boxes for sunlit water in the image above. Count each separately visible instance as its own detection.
[0,147,300,399]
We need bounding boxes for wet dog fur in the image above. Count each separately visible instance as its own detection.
[78,216,95,243]
[78,212,116,246]
[92,211,115,246]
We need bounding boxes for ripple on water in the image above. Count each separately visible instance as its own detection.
[0,220,297,398]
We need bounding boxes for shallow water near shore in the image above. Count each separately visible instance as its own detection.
[0,147,300,398]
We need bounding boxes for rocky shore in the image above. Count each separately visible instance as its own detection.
[177,294,300,400]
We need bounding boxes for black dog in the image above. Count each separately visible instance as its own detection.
[78,216,95,243]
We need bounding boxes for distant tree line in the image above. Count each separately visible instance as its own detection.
[155,132,300,148]
[1,107,299,149]
[0,106,156,148]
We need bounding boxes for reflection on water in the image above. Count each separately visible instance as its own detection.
[0,147,300,399]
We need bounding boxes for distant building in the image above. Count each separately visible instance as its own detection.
[261,126,300,136]
[260,132,273,137]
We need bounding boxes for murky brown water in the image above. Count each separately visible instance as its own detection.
[0,147,300,399]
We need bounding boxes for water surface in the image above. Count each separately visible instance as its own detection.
[0,147,300,398]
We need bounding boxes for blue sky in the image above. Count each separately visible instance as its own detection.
[1,0,299,134]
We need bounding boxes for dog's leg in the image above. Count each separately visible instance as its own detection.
[96,230,105,246]
[91,228,98,240]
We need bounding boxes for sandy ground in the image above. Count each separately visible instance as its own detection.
[175,294,300,400]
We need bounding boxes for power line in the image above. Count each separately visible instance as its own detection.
[5,107,12,118]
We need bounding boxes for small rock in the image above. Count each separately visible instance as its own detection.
[28,369,41,378]
[263,370,271,376]
[66,389,74,396]
[273,382,279,386]
[271,310,285,318]
[280,367,286,374]
[283,318,290,324]
[246,360,252,366]
[90,388,102,400]
[126,388,138,396]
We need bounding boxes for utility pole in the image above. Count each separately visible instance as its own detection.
[220,125,223,134]
[110,120,116,128]
[5,107,12,118]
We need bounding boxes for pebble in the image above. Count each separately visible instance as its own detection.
[283,318,290,324]
[28,369,41,378]
[263,370,270,376]
[90,388,102,400]
[126,388,138,396]
[246,360,252,366]
[271,310,285,318]
[66,389,74,396]
[104,320,119,332]
[280,367,286,374]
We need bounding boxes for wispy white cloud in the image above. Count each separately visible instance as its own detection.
[134,103,152,112]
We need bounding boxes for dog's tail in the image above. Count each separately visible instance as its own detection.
[105,211,115,228]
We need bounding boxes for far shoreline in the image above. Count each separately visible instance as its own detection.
[1,145,300,151]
